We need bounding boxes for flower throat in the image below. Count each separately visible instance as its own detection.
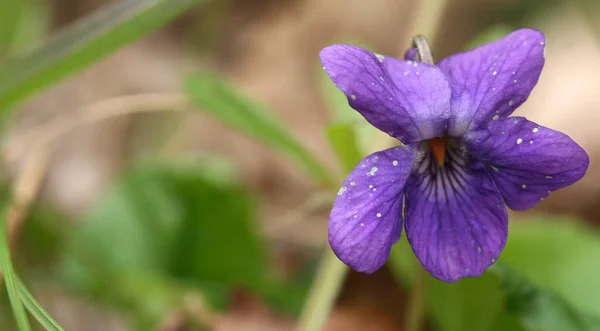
[428,136,448,166]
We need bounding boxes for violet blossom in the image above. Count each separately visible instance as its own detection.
[321,29,589,282]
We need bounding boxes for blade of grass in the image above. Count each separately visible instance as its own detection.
[0,0,205,111]
[186,73,336,187]
[0,212,31,331]
[17,277,64,331]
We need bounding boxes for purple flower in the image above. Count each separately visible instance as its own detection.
[321,29,589,282]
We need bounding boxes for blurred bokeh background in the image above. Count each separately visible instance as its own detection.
[2,0,600,330]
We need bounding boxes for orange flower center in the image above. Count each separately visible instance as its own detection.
[428,136,448,166]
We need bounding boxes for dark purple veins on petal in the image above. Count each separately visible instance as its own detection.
[404,140,508,281]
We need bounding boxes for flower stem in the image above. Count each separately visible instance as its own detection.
[405,265,427,331]
[296,248,347,331]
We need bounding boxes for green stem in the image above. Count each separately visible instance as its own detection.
[405,265,427,331]
[296,249,348,331]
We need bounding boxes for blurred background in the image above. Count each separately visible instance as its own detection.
[2,0,600,330]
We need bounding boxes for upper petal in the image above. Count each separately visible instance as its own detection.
[320,44,452,143]
[329,145,416,273]
[437,28,546,136]
[463,116,589,210]
[404,142,508,282]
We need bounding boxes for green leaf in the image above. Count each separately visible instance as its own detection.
[492,262,600,331]
[0,209,31,331]
[0,0,205,111]
[326,123,363,173]
[16,277,64,331]
[389,240,523,331]
[500,218,600,318]
[185,73,335,186]
[0,0,24,57]
[60,158,303,322]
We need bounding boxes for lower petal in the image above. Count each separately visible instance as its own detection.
[404,147,508,282]
[329,145,415,273]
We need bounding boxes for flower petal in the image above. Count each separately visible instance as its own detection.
[329,145,416,273]
[320,44,451,143]
[437,28,546,135]
[463,117,589,210]
[404,144,508,282]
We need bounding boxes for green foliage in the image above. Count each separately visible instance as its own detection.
[0,211,31,331]
[493,262,600,331]
[59,158,307,327]
[16,277,64,331]
[9,0,49,57]
[0,0,206,111]
[389,217,600,331]
[186,73,335,187]
[326,123,363,173]
[0,0,24,57]
[389,239,523,331]
[500,219,600,318]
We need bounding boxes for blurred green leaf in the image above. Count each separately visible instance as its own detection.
[61,158,305,324]
[389,240,523,331]
[492,262,600,331]
[0,0,23,57]
[186,73,335,187]
[62,158,265,292]
[500,218,600,319]
[18,204,65,270]
[10,0,50,57]
[0,0,205,111]
[16,277,64,331]
[466,25,514,49]
[490,262,600,331]
[326,123,363,173]
[0,210,31,330]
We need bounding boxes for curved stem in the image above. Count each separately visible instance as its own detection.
[405,265,427,331]
[412,35,434,65]
[296,249,347,331]
[5,93,191,165]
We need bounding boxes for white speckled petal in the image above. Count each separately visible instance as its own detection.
[320,44,451,143]
[329,145,416,273]
[437,28,546,135]
[463,116,589,210]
